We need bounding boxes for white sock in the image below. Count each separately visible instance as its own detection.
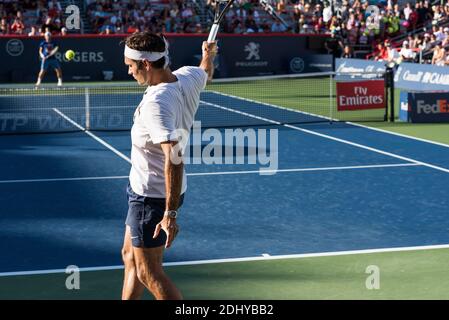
[36,79,41,85]
[57,79,62,85]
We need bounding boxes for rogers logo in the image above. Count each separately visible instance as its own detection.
[416,99,449,114]
[55,51,104,63]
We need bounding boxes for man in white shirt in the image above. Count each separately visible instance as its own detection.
[399,40,415,62]
[122,32,216,300]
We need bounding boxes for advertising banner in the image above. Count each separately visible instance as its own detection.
[408,92,449,123]
[0,35,332,83]
[336,80,385,111]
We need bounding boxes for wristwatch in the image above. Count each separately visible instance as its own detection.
[165,210,178,219]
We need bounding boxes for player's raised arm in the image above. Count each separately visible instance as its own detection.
[199,41,217,82]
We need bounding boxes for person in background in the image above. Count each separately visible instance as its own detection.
[35,31,63,87]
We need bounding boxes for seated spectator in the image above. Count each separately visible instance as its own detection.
[10,17,25,34]
[422,33,432,50]
[341,45,354,58]
[431,44,446,66]
[271,20,287,33]
[28,25,41,36]
[0,18,9,35]
[100,18,116,34]
[386,42,401,64]
[126,21,139,34]
[399,41,415,62]
[442,30,449,48]
[47,0,62,19]
[374,42,389,61]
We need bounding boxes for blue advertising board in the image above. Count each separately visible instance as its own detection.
[394,62,449,91]
[335,58,449,92]
[400,91,449,123]
[335,58,386,81]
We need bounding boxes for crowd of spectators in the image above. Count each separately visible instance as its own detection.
[0,0,67,36]
[1,0,448,65]
[372,26,449,65]
[86,0,204,34]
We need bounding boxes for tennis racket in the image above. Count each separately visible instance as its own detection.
[259,0,290,30]
[207,0,236,43]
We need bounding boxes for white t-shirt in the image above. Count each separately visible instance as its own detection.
[129,66,208,198]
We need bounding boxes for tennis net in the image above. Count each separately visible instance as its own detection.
[0,71,389,134]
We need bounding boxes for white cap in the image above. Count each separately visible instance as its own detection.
[424,33,430,37]
[44,31,51,37]
[403,40,409,45]
[444,27,449,32]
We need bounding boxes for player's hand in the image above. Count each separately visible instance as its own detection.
[202,41,218,58]
[153,216,179,249]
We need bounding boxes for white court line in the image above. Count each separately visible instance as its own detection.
[0,176,129,184]
[2,243,449,277]
[55,101,448,175]
[207,90,449,149]
[53,108,131,164]
[0,163,421,184]
[186,163,421,177]
[201,100,449,174]
[347,121,449,149]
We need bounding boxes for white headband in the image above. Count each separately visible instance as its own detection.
[124,38,170,69]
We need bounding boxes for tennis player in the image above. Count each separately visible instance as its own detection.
[121,32,216,300]
[35,31,63,87]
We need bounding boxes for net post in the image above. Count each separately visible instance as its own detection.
[85,87,90,130]
[384,71,388,122]
[386,67,395,122]
[329,72,333,124]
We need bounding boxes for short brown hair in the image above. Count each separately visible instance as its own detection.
[124,32,167,69]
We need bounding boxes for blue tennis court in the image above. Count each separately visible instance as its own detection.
[1,88,448,276]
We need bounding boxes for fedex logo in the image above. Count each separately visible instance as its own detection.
[416,99,449,114]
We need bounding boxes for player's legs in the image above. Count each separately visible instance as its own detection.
[36,59,48,86]
[54,64,62,86]
[121,225,145,300]
[124,183,183,300]
[35,70,46,86]
[55,68,62,85]
[133,245,182,300]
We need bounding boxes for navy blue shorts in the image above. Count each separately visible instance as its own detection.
[41,58,60,71]
[125,183,184,248]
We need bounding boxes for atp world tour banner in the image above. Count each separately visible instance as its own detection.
[336,59,449,92]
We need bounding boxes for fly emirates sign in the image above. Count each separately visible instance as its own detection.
[337,80,385,111]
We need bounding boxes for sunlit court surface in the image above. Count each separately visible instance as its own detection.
[2,0,449,304]
[1,72,449,300]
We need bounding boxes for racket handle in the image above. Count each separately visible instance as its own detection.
[208,24,219,43]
